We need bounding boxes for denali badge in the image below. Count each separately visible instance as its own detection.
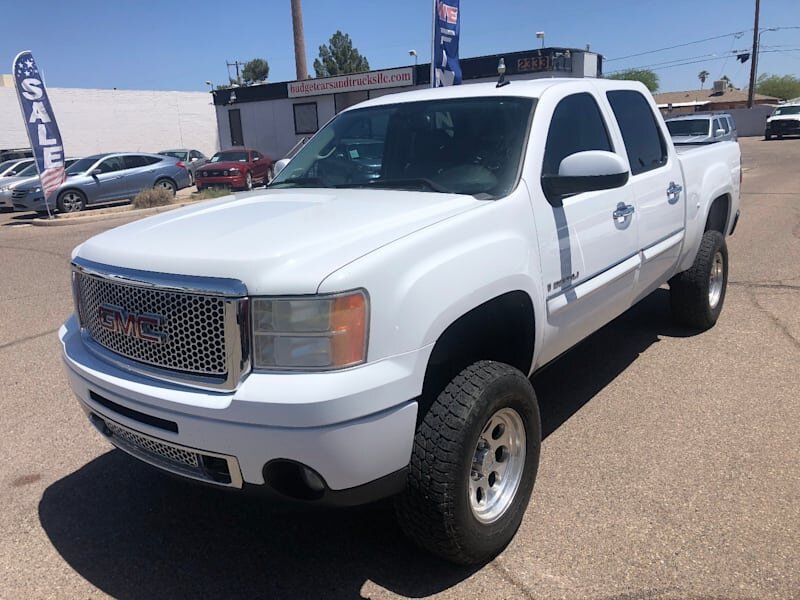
[98,304,167,344]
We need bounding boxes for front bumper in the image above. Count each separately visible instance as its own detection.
[196,174,247,189]
[766,121,800,136]
[60,315,425,502]
[12,191,51,212]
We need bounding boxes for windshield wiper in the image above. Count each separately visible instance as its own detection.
[334,178,454,194]
[269,177,327,189]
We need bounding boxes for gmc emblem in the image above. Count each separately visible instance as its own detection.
[98,303,167,344]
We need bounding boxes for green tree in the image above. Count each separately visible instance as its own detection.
[756,73,800,100]
[720,75,736,90]
[698,70,710,89]
[313,31,370,78]
[606,69,659,92]
[242,58,269,84]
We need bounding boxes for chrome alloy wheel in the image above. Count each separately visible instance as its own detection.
[709,251,724,308]
[59,191,84,212]
[156,179,176,195]
[469,407,526,524]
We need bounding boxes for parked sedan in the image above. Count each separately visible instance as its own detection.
[158,148,208,185]
[0,158,79,210]
[11,152,190,213]
[0,158,35,178]
[195,148,273,191]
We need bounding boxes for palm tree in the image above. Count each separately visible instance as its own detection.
[698,70,710,89]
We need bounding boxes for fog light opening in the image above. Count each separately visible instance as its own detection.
[263,460,327,501]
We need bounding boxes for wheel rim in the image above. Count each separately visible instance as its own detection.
[708,251,724,308]
[157,180,175,194]
[60,191,83,212]
[468,407,526,524]
[246,173,252,190]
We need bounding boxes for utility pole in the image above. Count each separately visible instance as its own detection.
[226,60,243,84]
[746,0,760,108]
[291,0,309,80]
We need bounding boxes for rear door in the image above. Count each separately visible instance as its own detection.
[121,154,156,196]
[606,90,685,300]
[530,90,640,361]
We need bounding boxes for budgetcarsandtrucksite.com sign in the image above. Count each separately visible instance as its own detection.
[288,67,415,98]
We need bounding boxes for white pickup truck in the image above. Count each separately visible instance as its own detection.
[60,79,741,564]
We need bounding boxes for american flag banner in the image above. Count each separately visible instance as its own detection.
[12,51,66,215]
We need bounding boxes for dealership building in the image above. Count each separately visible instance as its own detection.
[211,47,602,161]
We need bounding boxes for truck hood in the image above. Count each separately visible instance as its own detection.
[75,188,481,294]
[767,114,800,123]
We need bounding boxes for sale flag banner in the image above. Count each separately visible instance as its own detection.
[13,51,66,215]
[433,0,462,87]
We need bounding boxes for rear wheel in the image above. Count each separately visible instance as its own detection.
[669,230,728,330]
[56,189,86,213]
[155,178,177,196]
[395,361,540,565]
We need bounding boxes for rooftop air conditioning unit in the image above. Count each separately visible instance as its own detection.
[712,80,726,94]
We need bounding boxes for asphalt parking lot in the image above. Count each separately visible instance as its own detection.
[0,137,798,599]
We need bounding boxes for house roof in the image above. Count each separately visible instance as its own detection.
[653,88,779,106]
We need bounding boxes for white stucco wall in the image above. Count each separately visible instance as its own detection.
[0,87,219,157]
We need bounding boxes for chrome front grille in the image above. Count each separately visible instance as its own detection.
[11,189,27,199]
[105,418,199,467]
[72,257,250,391]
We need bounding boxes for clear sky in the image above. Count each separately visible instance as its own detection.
[1,0,797,93]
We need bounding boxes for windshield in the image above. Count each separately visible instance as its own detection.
[159,150,188,160]
[773,106,800,116]
[666,119,711,136]
[0,160,21,175]
[16,163,40,177]
[270,97,535,198]
[66,157,100,174]
[210,151,249,163]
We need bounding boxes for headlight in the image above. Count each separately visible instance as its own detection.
[33,187,41,193]
[228,168,240,173]
[252,290,368,370]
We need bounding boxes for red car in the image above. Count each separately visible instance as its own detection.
[195,148,273,191]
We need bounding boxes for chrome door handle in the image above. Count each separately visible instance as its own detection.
[613,203,635,221]
[667,181,683,203]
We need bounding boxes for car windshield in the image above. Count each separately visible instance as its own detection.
[210,151,249,163]
[159,150,188,160]
[773,106,800,116]
[16,163,40,177]
[66,157,100,174]
[666,119,711,136]
[270,97,535,199]
[0,160,21,174]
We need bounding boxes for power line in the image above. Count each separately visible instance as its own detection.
[606,48,800,75]
[605,31,749,62]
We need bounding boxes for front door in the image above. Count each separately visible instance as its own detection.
[529,91,640,364]
[89,156,127,203]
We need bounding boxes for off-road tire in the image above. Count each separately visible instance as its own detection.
[669,230,728,330]
[395,361,540,565]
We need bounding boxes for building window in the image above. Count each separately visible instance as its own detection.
[293,102,319,134]
[229,109,244,146]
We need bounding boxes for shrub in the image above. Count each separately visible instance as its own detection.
[132,187,174,209]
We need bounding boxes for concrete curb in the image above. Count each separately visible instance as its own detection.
[30,200,198,226]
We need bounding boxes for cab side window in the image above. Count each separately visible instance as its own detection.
[542,93,613,176]
[606,90,667,175]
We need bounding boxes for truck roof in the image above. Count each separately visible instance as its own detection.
[350,78,651,110]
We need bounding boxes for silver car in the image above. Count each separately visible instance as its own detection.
[665,113,737,145]
[0,158,35,178]
[11,152,191,213]
[158,149,208,185]
[0,159,79,210]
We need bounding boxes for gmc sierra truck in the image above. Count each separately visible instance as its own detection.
[60,79,741,564]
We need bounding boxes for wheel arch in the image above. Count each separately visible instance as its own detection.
[704,193,731,235]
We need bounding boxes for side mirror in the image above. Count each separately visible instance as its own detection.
[253,156,260,161]
[90,168,103,177]
[541,151,629,206]
[715,129,726,137]
[190,157,198,162]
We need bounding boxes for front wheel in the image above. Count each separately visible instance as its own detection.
[669,230,728,330]
[57,189,86,213]
[244,172,253,191]
[395,361,541,565]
